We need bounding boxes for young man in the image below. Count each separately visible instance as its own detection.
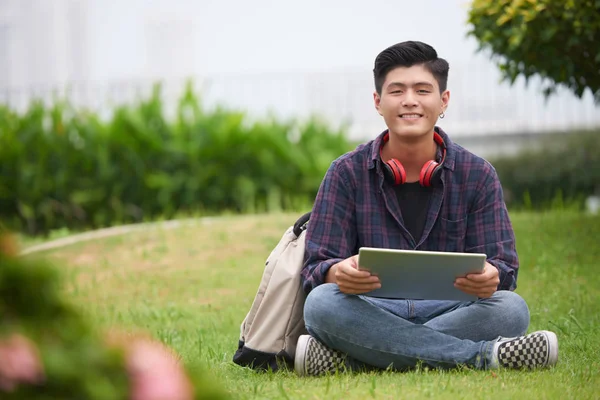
[295,41,558,376]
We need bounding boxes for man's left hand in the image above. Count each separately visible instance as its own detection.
[454,262,499,299]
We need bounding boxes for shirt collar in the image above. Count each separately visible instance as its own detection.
[368,126,456,171]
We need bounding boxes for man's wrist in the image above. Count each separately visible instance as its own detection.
[325,264,338,284]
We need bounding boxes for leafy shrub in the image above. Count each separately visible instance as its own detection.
[490,130,600,210]
[0,83,353,235]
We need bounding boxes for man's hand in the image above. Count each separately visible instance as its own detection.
[454,262,499,299]
[325,255,381,294]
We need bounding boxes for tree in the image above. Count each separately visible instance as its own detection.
[467,0,600,103]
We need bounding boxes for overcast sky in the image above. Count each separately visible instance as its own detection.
[87,0,481,79]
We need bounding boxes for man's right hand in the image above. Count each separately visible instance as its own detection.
[325,255,381,294]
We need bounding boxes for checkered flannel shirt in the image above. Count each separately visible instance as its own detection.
[300,127,519,294]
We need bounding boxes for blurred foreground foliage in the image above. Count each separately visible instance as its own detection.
[0,234,228,399]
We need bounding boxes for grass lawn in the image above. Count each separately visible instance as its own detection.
[25,211,600,399]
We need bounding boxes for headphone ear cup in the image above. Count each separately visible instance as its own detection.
[382,162,395,183]
[430,163,443,184]
[384,159,406,185]
[419,160,439,187]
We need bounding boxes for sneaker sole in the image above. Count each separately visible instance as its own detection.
[294,335,310,376]
[542,330,559,367]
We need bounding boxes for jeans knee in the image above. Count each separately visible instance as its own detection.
[494,290,530,336]
[304,283,341,329]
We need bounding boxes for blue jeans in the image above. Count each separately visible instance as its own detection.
[303,284,530,371]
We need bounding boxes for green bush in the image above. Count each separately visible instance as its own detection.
[0,82,353,235]
[3,81,596,234]
[490,130,600,210]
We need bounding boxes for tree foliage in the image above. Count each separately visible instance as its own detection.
[467,0,600,103]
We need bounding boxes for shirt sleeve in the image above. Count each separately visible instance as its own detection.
[465,163,519,291]
[300,160,357,294]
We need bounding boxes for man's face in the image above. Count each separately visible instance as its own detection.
[374,65,449,140]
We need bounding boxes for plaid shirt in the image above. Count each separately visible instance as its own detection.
[301,127,519,294]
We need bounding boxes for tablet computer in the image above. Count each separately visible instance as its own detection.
[357,247,486,301]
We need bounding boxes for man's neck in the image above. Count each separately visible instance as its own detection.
[382,132,438,182]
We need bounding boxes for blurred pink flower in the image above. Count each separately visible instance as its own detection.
[126,338,194,400]
[0,334,45,392]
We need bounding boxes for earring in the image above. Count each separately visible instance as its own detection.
[439,112,445,119]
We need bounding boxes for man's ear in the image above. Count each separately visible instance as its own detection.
[441,90,450,112]
[373,91,382,116]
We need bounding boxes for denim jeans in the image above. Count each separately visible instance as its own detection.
[303,284,530,371]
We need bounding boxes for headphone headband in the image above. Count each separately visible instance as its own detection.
[379,131,447,187]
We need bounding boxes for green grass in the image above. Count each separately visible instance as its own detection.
[25,211,600,399]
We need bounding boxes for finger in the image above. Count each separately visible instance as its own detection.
[337,267,378,282]
[465,265,496,280]
[338,264,372,278]
[455,284,495,298]
[337,276,381,289]
[455,280,498,292]
[336,277,381,288]
[455,285,495,299]
[455,275,498,287]
[454,277,477,288]
[454,284,479,296]
[341,270,374,280]
[337,274,381,290]
[454,280,497,292]
[337,260,366,273]
[465,269,498,282]
[464,271,494,282]
[338,282,381,294]
[467,262,498,280]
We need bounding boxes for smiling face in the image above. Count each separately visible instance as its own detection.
[374,64,450,141]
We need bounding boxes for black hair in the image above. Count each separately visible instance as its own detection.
[373,41,449,95]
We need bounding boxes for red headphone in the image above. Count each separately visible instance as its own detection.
[380,131,447,187]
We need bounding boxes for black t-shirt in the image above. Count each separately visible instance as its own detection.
[393,182,432,243]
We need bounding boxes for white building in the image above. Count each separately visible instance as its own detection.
[1,0,598,157]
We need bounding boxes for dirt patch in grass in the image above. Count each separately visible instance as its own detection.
[195,288,238,306]
[43,213,298,308]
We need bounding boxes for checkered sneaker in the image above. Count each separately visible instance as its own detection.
[294,335,347,376]
[495,330,558,369]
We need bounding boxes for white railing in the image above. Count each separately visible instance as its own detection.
[1,65,599,151]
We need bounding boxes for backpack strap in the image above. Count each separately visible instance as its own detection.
[292,212,311,237]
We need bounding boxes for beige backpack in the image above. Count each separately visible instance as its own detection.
[232,212,310,371]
